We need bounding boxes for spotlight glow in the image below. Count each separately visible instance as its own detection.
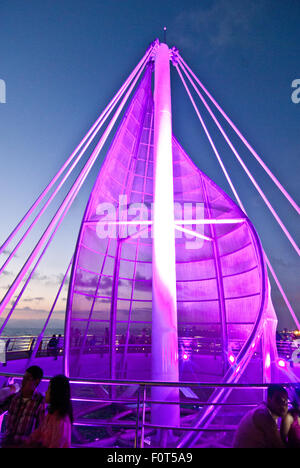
[277,359,287,368]
[265,352,271,369]
[228,354,236,365]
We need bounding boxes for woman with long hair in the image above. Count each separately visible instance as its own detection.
[26,374,73,448]
[280,387,300,448]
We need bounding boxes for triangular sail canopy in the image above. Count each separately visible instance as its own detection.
[65,63,268,381]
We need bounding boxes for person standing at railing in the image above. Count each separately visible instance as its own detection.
[47,335,58,359]
[0,366,45,447]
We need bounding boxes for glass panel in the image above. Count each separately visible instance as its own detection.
[66,65,266,385]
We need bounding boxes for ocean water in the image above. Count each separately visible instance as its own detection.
[2,327,64,337]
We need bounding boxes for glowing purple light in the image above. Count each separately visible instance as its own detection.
[65,41,272,410]
[228,354,236,365]
[277,359,287,368]
[178,58,299,256]
[265,352,271,369]
[151,41,179,430]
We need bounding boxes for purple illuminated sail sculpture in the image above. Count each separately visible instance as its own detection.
[64,59,275,386]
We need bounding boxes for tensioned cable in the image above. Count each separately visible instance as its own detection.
[264,257,300,329]
[0,54,150,318]
[0,147,84,333]
[175,64,246,213]
[26,255,74,367]
[175,61,300,330]
[0,193,76,336]
[177,60,300,327]
[177,59,299,257]
[0,45,154,264]
[0,96,117,276]
[178,54,300,216]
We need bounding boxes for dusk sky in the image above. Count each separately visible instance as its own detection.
[0,0,299,331]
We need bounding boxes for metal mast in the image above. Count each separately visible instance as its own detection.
[151,41,180,436]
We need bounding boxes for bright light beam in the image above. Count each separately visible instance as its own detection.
[178,54,300,216]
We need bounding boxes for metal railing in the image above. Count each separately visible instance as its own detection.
[0,371,296,448]
[0,334,242,361]
[1,333,297,353]
[1,335,297,359]
[0,336,64,362]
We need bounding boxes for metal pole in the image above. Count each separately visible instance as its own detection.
[151,41,180,444]
[109,240,122,382]
[140,384,147,448]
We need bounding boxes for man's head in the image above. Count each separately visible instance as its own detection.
[21,366,43,398]
[267,384,288,418]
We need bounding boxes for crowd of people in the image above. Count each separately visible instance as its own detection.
[0,366,72,448]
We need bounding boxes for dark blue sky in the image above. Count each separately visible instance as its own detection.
[0,0,299,330]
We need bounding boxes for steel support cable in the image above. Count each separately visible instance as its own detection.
[26,255,74,367]
[175,64,246,213]
[178,54,300,216]
[0,57,149,318]
[0,195,76,337]
[177,60,299,257]
[176,62,300,330]
[0,46,153,263]
[176,65,264,447]
[264,256,300,330]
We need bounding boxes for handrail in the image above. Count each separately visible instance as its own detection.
[0,372,297,448]
[0,371,296,388]
[1,335,295,359]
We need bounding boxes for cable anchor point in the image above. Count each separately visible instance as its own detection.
[171,46,179,66]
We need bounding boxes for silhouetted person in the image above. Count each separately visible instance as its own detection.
[0,366,45,447]
[47,335,58,359]
[281,387,300,447]
[233,384,288,448]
